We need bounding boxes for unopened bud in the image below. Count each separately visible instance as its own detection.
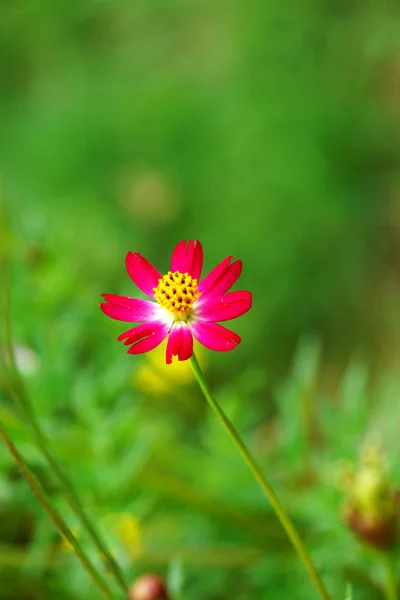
[344,494,399,549]
[128,573,168,600]
[341,442,399,550]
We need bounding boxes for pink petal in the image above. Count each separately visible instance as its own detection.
[198,257,242,297]
[194,291,252,322]
[170,240,187,271]
[117,321,169,354]
[170,240,203,280]
[100,294,159,322]
[189,321,241,352]
[125,252,162,298]
[166,322,194,364]
[118,320,165,343]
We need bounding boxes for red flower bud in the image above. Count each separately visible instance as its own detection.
[128,573,169,600]
[341,442,400,550]
[343,492,399,550]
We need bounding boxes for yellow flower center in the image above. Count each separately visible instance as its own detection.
[153,270,201,315]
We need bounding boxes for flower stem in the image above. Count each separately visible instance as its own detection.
[0,194,127,595]
[383,555,398,600]
[189,352,331,600]
[0,418,116,600]
[3,333,127,596]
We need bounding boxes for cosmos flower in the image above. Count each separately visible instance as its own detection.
[100,240,252,363]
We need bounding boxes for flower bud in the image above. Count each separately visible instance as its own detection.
[128,574,168,600]
[341,442,399,550]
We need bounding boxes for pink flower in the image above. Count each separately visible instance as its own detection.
[100,240,252,364]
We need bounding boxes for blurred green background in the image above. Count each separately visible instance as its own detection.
[2,1,400,598]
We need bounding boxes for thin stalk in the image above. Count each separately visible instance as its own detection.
[0,194,127,595]
[383,555,398,600]
[3,324,127,596]
[0,419,115,600]
[190,352,331,600]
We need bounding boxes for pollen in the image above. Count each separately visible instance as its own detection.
[153,270,201,314]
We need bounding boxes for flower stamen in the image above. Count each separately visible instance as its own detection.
[154,271,201,315]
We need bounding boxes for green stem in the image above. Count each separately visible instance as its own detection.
[4,341,127,596]
[190,353,331,600]
[0,195,127,595]
[0,419,115,600]
[383,555,398,600]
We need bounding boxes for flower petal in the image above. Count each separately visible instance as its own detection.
[100,294,159,322]
[170,240,188,272]
[166,322,194,364]
[118,321,170,354]
[194,291,252,322]
[170,240,203,280]
[189,320,241,352]
[125,252,162,298]
[198,257,242,297]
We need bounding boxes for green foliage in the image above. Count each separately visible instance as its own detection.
[1,0,400,598]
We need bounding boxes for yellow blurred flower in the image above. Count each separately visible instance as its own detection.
[134,340,207,394]
[103,513,143,559]
[60,513,143,560]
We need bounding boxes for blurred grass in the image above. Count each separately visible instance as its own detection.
[2,0,400,598]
